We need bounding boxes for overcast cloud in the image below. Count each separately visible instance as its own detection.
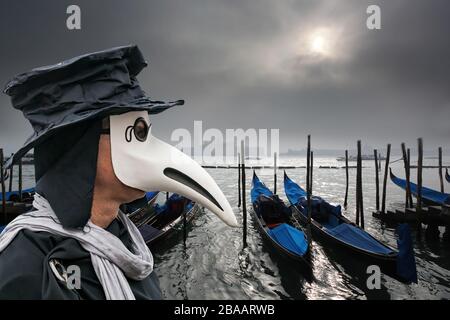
[0,0,449,154]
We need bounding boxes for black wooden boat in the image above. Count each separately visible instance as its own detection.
[0,187,35,202]
[390,169,450,206]
[0,187,36,226]
[138,194,200,246]
[251,172,311,270]
[283,171,417,283]
[124,191,160,227]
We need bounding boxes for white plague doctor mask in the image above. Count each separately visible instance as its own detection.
[109,111,238,227]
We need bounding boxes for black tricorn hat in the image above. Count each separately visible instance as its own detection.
[3,44,184,168]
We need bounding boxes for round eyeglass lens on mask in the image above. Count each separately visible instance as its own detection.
[133,117,149,141]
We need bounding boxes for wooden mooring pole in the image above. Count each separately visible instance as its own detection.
[416,138,423,236]
[355,144,360,226]
[344,150,349,209]
[401,143,412,209]
[439,147,444,193]
[374,149,380,212]
[8,156,13,193]
[273,152,277,194]
[381,144,391,214]
[378,151,382,171]
[306,135,312,245]
[358,142,364,229]
[183,201,187,244]
[308,151,314,241]
[1,149,6,223]
[241,142,247,248]
[355,141,364,228]
[310,151,314,195]
[417,139,423,211]
[18,158,22,202]
[407,148,413,206]
[237,153,241,207]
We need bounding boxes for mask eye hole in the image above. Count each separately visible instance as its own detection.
[133,117,149,142]
[124,117,151,142]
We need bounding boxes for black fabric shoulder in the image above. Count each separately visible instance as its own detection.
[0,230,78,299]
[0,226,162,300]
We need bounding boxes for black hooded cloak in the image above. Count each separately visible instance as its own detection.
[0,45,183,299]
[0,120,162,299]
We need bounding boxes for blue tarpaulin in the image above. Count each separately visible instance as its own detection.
[268,223,308,256]
[154,193,187,214]
[396,224,418,283]
[326,224,394,255]
[145,191,159,202]
[283,174,307,205]
[251,174,274,203]
[284,172,341,228]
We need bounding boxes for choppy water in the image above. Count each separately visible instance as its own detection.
[13,156,450,300]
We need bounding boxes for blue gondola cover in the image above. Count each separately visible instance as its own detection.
[284,174,307,205]
[396,224,418,283]
[251,174,274,203]
[284,173,341,224]
[145,191,159,202]
[268,223,308,256]
[325,224,394,255]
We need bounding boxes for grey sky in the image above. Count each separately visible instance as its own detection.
[0,0,449,154]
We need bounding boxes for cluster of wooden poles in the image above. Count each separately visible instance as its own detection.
[235,136,446,247]
[372,139,448,237]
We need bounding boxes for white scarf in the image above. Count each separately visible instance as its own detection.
[0,193,154,300]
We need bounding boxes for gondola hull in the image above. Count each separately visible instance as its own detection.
[289,205,397,275]
[149,203,200,245]
[139,200,200,246]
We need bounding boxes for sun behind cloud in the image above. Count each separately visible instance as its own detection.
[307,28,335,58]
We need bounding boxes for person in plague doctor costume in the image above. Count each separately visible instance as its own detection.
[0,45,238,299]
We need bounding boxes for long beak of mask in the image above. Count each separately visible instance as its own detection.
[109,111,238,227]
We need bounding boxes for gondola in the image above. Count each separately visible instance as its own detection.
[0,187,35,202]
[0,187,36,227]
[390,169,450,206]
[124,191,160,227]
[251,172,311,270]
[138,193,200,246]
[284,171,417,283]
[446,168,450,184]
